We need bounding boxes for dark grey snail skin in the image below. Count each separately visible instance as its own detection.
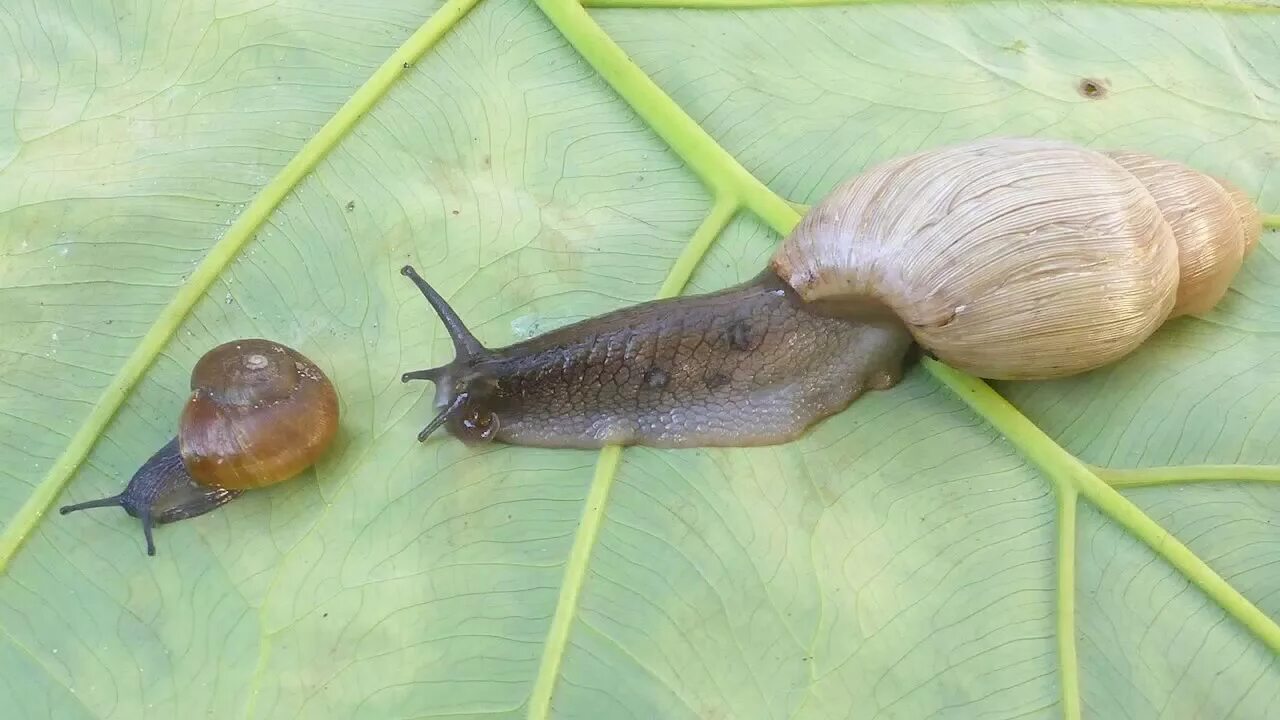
[398,265,915,449]
[57,438,242,556]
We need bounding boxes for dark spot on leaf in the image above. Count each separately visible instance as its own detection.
[452,209,460,215]
[642,367,669,389]
[704,372,729,390]
[345,200,355,212]
[403,62,411,69]
[1078,77,1108,99]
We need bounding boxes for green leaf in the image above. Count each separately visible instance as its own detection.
[1,0,1277,718]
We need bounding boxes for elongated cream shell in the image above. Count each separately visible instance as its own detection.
[771,137,1254,380]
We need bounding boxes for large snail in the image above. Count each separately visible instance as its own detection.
[398,137,1262,449]
[59,339,340,556]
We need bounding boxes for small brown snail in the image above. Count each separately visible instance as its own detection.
[59,339,340,556]
[398,137,1262,450]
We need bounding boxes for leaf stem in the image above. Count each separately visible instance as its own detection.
[534,0,797,234]
[523,191,735,718]
[1262,213,1280,229]
[239,0,484,713]
[1094,464,1280,488]
[658,196,740,297]
[925,358,1280,656]
[526,6,775,715]
[1056,487,1081,720]
[526,446,622,720]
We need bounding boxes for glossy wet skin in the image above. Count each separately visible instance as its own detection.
[401,267,915,449]
[58,437,242,556]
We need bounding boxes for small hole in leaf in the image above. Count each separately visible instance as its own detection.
[1078,78,1108,99]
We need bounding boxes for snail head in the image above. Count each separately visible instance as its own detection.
[399,265,502,444]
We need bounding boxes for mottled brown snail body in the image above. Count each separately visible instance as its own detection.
[400,137,1261,450]
[400,266,912,449]
[59,339,340,556]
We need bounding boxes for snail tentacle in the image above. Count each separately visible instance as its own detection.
[400,265,486,358]
[59,437,242,556]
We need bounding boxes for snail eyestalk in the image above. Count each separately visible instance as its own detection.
[400,265,486,358]
[59,495,126,514]
[417,392,470,443]
[402,368,444,383]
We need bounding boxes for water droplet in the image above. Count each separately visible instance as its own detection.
[510,315,543,339]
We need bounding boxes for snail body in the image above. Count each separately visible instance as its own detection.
[400,137,1261,449]
[59,339,340,556]
[400,266,912,448]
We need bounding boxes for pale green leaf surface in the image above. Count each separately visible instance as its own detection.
[1076,502,1280,719]
[0,0,1278,719]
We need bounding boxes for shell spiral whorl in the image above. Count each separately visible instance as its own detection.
[179,338,340,490]
[770,137,1261,381]
[1104,149,1260,317]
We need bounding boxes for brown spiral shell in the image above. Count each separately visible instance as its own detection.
[178,338,340,490]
